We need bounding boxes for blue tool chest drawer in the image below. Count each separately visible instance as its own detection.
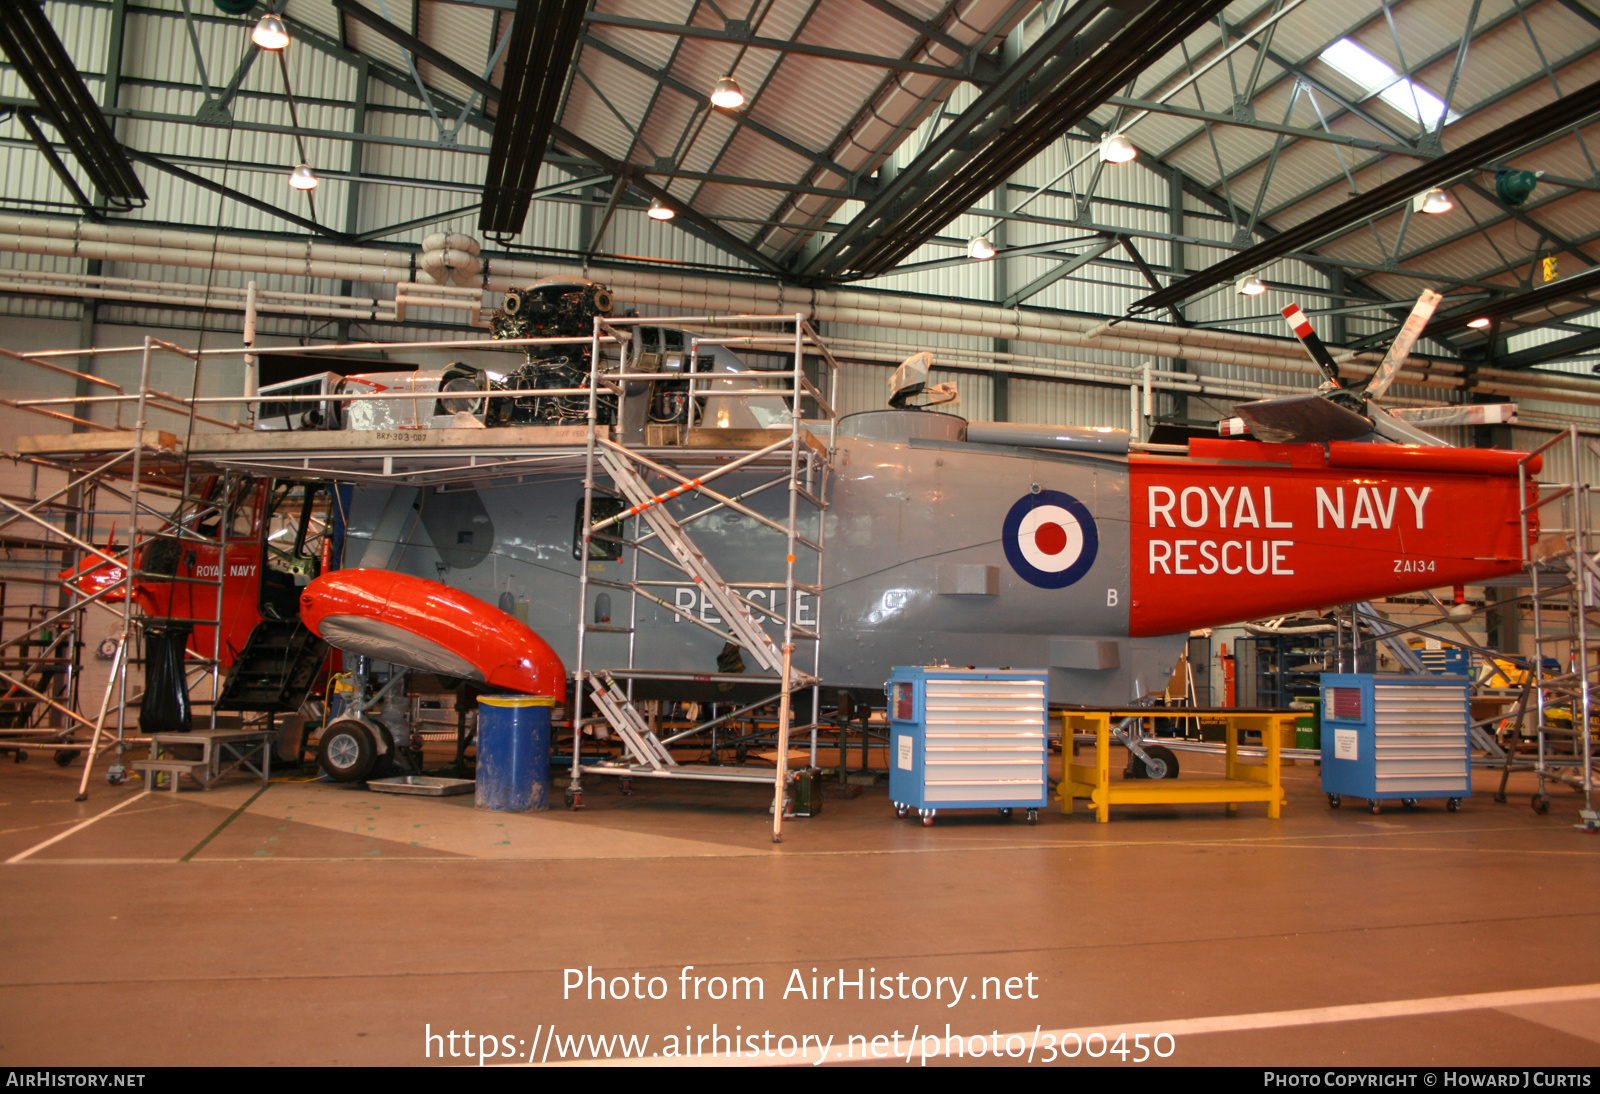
[886,667,1048,826]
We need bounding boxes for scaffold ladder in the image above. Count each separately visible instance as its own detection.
[595,448,789,679]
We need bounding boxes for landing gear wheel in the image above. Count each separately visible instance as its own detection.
[999,807,1014,820]
[1327,793,1342,809]
[1370,800,1382,815]
[1027,809,1038,825]
[317,719,378,783]
[1447,797,1462,812]
[1532,795,1550,815]
[54,750,79,767]
[1130,745,1180,780]
[894,803,909,819]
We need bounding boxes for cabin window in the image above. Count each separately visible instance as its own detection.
[262,482,332,619]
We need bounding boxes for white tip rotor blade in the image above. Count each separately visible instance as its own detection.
[1370,405,1450,446]
[1389,403,1518,428]
[1366,289,1443,401]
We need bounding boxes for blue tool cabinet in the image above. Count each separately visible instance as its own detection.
[1319,673,1471,814]
[886,666,1048,826]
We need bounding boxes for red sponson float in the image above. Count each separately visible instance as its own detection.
[299,569,565,700]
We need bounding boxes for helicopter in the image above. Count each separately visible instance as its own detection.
[81,279,1540,783]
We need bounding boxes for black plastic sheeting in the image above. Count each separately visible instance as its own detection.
[140,624,192,735]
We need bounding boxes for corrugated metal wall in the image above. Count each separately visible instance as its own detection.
[1009,376,1134,430]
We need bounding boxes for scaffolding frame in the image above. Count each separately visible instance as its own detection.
[1519,427,1599,831]
[570,313,839,843]
[7,318,842,832]
[0,337,239,797]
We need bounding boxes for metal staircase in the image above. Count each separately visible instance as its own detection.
[217,619,327,713]
[594,446,801,681]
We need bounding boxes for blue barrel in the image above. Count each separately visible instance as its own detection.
[475,695,554,812]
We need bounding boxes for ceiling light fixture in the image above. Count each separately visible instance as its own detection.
[1235,274,1266,296]
[1467,317,1492,329]
[1100,132,1136,164]
[710,75,745,110]
[1413,187,1453,214]
[647,197,675,221]
[968,235,996,261]
[252,13,289,50]
[288,163,318,190]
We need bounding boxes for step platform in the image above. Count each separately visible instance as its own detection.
[138,728,274,792]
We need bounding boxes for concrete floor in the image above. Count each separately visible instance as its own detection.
[1,746,1598,1068]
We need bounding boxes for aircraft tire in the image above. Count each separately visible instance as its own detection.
[319,719,378,783]
[1130,745,1180,780]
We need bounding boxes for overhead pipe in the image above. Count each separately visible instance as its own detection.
[821,336,1303,396]
[8,216,1600,406]
[0,214,1572,375]
[419,232,482,287]
[0,278,397,321]
[0,216,1475,366]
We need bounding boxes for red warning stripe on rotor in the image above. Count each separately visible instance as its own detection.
[1282,304,1314,338]
[1280,302,1342,385]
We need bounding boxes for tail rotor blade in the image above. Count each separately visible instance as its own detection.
[1365,289,1443,401]
[1282,304,1342,385]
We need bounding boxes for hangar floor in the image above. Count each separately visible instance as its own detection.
[1,749,1598,1068]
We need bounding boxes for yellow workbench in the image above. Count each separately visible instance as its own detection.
[1056,707,1294,823]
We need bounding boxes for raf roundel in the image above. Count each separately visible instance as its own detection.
[1001,489,1099,589]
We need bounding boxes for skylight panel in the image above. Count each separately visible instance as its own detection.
[1319,38,1461,129]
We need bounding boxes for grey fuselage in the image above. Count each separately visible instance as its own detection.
[340,410,1183,707]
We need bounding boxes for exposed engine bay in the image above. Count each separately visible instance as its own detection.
[473,275,618,426]
[256,274,793,437]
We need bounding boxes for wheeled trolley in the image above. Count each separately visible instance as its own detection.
[1320,673,1471,815]
[886,667,1048,826]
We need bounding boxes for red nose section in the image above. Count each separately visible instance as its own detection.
[1127,440,1539,636]
[300,569,565,701]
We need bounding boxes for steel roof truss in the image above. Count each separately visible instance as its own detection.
[14,112,99,219]
[0,1,145,209]
[124,148,339,240]
[1256,36,1599,227]
[576,32,857,188]
[803,0,1152,279]
[1516,0,1600,177]
[1460,179,1596,267]
[1001,237,1118,308]
[581,11,996,85]
[1132,76,1600,314]
[1102,93,1419,158]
